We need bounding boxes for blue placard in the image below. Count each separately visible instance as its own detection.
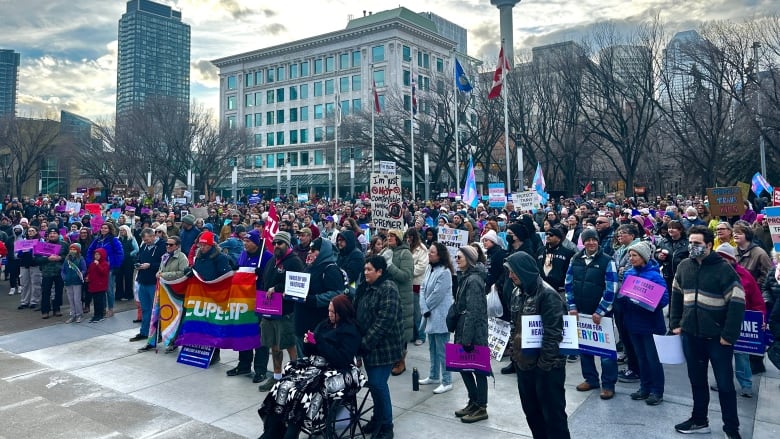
[734,310,766,356]
[177,345,215,368]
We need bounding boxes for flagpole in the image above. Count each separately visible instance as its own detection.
[371,63,375,174]
[502,41,512,194]
[411,73,416,200]
[454,53,461,196]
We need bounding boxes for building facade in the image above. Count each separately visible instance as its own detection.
[211,7,461,198]
[116,0,190,119]
[0,49,20,117]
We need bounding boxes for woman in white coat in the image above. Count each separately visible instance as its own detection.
[418,242,454,394]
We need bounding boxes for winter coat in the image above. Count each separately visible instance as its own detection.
[303,319,362,370]
[263,249,305,316]
[86,233,124,270]
[453,265,488,347]
[733,263,766,318]
[158,250,189,281]
[419,264,453,334]
[621,259,668,335]
[506,252,567,371]
[354,273,403,367]
[657,236,689,291]
[537,243,575,292]
[118,235,139,267]
[410,243,428,286]
[193,245,233,281]
[34,237,69,277]
[736,243,773,287]
[565,248,618,316]
[484,244,506,293]
[179,224,201,256]
[295,239,345,336]
[86,248,110,293]
[61,254,86,286]
[752,224,773,255]
[335,230,364,284]
[386,242,415,343]
[136,238,166,286]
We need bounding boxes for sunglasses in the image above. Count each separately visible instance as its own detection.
[273,241,286,246]
[166,243,177,247]
[595,221,608,224]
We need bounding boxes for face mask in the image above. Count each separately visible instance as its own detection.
[498,221,506,229]
[688,243,706,258]
[14,229,21,235]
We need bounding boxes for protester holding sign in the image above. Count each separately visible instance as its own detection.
[621,241,668,406]
[35,227,69,319]
[670,226,745,436]
[504,252,571,439]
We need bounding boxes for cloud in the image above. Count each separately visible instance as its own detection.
[191,59,218,87]
[261,23,287,36]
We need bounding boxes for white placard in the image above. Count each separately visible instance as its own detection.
[576,314,617,359]
[653,334,685,364]
[284,271,311,301]
[487,317,511,360]
[370,173,403,229]
[437,226,469,267]
[66,201,82,214]
[513,191,538,212]
[520,315,579,354]
[379,161,396,175]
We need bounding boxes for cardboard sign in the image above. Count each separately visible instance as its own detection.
[488,183,506,208]
[706,187,745,217]
[191,207,208,219]
[576,314,617,359]
[734,310,766,356]
[513,191,538,212]
[255,290,283,317]
[284,271,311,301]
[437,226,469,267]
[444,343,492,375]
[34,241,62,257]
[520,315,579,356]
[14,239,37,252]
[370,173,403,229]
[177,345,216,369]
[487,317,511,360]
[619,275,666,311]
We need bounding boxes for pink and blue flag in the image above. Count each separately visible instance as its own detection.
[463,157,479,208]
[751,172,773,196]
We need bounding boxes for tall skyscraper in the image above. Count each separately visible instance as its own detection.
[0,49,20,117]
[116,0,190,118]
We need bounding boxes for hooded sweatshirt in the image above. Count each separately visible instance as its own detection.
[86,248,110,293]
[295,239,344,336]
[335,230,364,284]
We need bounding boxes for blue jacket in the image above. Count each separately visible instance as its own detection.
[87,234,124,270]
[179,225,200,255]
[622,259,668,335]
[61,254,86,286]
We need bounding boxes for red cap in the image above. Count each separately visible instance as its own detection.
[198,231,215,246]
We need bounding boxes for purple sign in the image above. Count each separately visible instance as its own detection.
[15,239,37,252]
[141,207,152,214]
[255,291,283,317]
[91,215,104,234]
[735,310,766,356]
[444,343,492,375]
[34,241,62,257]
[620,275,666,311]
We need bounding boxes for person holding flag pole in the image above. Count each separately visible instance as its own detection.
[411,69,417,200]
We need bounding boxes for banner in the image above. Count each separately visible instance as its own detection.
[444,343,492,375]
[157,276,187,348]
[488,183,506,208]
[487,317,511,360]
[706,187,745,217]
[177,268,260,350]
[370,173,403,229]
[513,191,538,212]
[576,314,617,359]
[619,275,666,311]
[520,315,579,356]
[284,271,311,301]
[437,226,469,267]
[734,310,766,356]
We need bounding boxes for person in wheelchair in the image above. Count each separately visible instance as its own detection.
[258,294,364,439]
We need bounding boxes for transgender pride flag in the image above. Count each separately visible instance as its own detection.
[463,157,479,208]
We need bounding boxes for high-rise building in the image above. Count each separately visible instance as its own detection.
[0,49,20,117]
[660,30,710,108]
[116,0,190,118]
[211,7,461,196]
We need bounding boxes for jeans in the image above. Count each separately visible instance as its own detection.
[629,332,664,396]
[137,283,156,337]
[460,371,488,407]
[40,275,64,314]
[734,353,752,391]
[579,353,618,390]
[516,366,571,439]
[107,270,116,310]
[365,364,393,427]
[682,333,740,434]
[427,333,451,385]
[413,288,423,341]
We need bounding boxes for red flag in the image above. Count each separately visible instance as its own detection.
[262,201,279,251]
[581,181,592,196]
[373,80,381,114]
[488,47,510,100]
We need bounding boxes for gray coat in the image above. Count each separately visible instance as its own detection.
[386,242,415,343]
[419,264,453,334]
[453,265,488,347]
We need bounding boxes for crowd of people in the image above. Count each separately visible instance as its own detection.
[3,192,779,439]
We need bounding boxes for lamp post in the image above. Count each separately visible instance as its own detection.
[753,41,766,178]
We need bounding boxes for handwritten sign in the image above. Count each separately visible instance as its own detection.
[735,310,766,356]
[370,173,403,229]
[437,226,469,267]
[66,201,81,214]
[284,271,311,301]
[255,290,283,316]
[14,239,37,252]
[619,275,666,311]
[576,314,617,359]
[706,187,745,217]
[487,317,511,360]
[488,183,506,208]
[513,191,538,212]
[520,315,579,356]
[34,241,62,257]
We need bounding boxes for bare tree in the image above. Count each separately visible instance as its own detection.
[0,115,61,197]
[192,115,252,198]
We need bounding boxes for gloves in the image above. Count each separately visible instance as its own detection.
[423,311,431,318]
[462,344,475,353]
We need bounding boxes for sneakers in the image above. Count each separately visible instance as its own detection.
[645,394,663,406]
[252,373,268,384]
[433,384,453,394]
[618,369,640,383]
[164,345,178,354]
[8,287,15,295]
[461,406,488,423]
[567,355,579,363]
[455,401,478,418]
[630,391,649,400]
[740,389,753,398]
[75,316,82,323]
[129,334,147,342]
[88,318,100,323]
[418,377,440,385]
[258,379,278,392]
[17,304,28,309]
[674,418,711,434]
[414,339,424,346]
[65,317,75,324]
[226,366,252,377]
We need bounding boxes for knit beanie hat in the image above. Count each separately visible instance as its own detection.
[716,243,737,262]
[546,226,564,241]
[387,229,404,242]
[628,241,652,263]
[580,228,599,243]
[507,223,529,241]
[273,231,291,246]
[244,229,262,247]
[459,245,478,267]
[69,243,81,253]
[181,214,196,226]
[481,229,500,246]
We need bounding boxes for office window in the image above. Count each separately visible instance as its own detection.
[254,134,262,147]
[300,151,309,166]
[339,53,349,69]
[227,76,237,89]
[289,86,298,101]
[339,77,349,92]
[325,102,334,118]
[352,75,361,91]
[277,131,285,145]
[404,95,411,112]
[289,63,298,79]
[266,111,274,125]
[436,57,444,73]
[437,79,444,93]
[244,156,253,168]
[325,79,334,95]
[314,104,323,120]
[373,70,385,87]
[300,106,309,121]
[340,100,349,117]
[423,76,430,91]
[417,51,422,66]
[266,132,275,146]
[245,114,253,127]
[314,58,323,74]
[267,90,275,104]
[245,93,255,107]
[266,154,275,168]
[300,83,308,99]
[276,66,285,81]
[378,95,385,111]
[254,113,262,127]
[266,68,275,83]
[255,70,263,85]
[255,91,263,105]
[301,61,309,76]
[290,130,298,144]
[245,73,254,87]
[277,153,285,167]
[325,56,334,73]
[277,88,284,102]
[314,149,324,165]
[372,45,384,62]
[290,107,298,122]
[325,126,335,141]
[227,95,236,110]
[423,53,430,69]
[288,152,298,166]
[352,99,361,111]
[300,128,308,143]
[277,109,284,123]
[314,127,323,141]
[227,116,236,129]
[314,81,323,97]
[255,155,263,167]
[403,70,410,86]
[352,51,361,67]
[403,45,411,62]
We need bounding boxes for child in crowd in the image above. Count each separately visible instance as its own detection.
[86,248,109,323]
[61,243,87,323]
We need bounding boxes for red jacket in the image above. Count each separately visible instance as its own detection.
[86,248,110,293]
[735,264,767,319]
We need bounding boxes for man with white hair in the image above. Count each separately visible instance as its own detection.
[681,206,705,231]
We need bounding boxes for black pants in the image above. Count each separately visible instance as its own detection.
[460,371,488,407]
[91,292,106,320]
[40,275,64,314]
[614,301,639,374]
[116,262,135,300]
[260,414,300,439]
[7,258,20,288]
[238,345,270,375]
[517,366,571,439]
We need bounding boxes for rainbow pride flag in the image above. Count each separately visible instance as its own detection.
[154,276,187,348]
[177,267,261,350]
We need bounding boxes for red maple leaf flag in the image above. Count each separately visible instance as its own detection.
[488,47,510,100]
[373,80,381,114]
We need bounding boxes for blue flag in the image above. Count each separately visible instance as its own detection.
[463,158,479,208]
[454,58,473,93]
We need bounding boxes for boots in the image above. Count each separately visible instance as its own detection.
[461,406,488,423]
[455,401,478,418]
[391,350,407,376]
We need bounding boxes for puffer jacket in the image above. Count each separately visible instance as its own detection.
[506,252,566,371]
[386,241,415,343]
[410,243,428,286]
[453,265,487,347]
[354,274,404,367]
[419,264,453,334]
[87,233,124,270]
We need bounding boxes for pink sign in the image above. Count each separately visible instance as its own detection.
[141,207,152,215]
[255,290,283,316]
[444,343,492,375]
[91,215,104,234]
[15,239,37,252]
[620,275,666,311]
[85,203,102,215]
[34,241,62,257]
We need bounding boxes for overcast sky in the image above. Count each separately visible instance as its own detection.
[0,0,776,120]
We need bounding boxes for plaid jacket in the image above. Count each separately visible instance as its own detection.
[354,275,404,367]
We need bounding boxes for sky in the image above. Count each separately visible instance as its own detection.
[0,0,776,121]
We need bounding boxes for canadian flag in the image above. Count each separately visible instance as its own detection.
[488,47,510,100]
[581,181,592,196]
[262,201,279,251]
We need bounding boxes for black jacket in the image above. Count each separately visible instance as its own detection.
[263,249,305,316]
[336,230,364,284]
[136,238,166,285]
[537,243,575,292]
[484,244,506,293]
[303,319,361,370]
